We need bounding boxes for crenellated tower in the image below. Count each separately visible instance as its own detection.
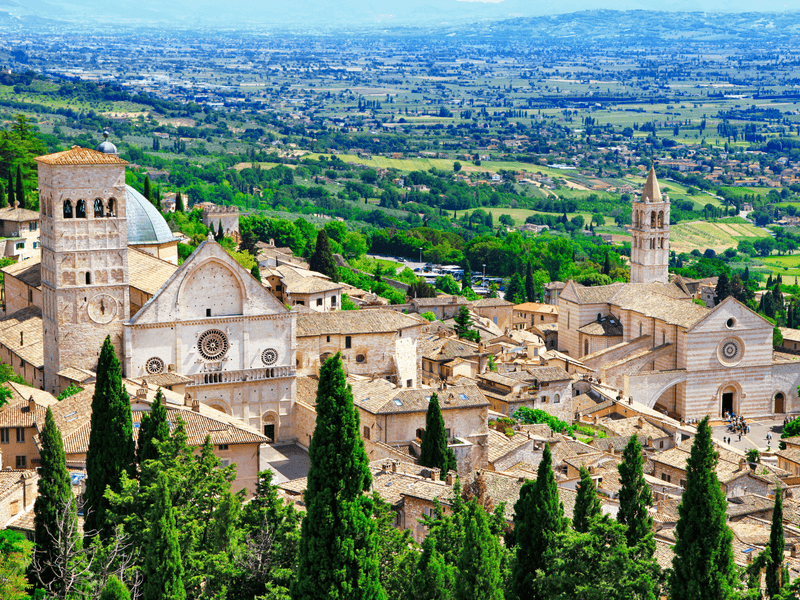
[629,167,670,284]
[36,143,130,393]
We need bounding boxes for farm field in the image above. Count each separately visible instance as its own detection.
[461,206,595,227]
[760,255,800,281]
[669,220,766,254]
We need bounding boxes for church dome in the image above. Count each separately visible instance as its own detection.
[96,140,118,154]
[125,185,176,245]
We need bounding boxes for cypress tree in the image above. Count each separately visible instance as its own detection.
[511,443,568,600]
[143,472,186,600]
[603,252,611,276]
[525,262,535,302]
[744,266,750,281]
[15,165,23,208]
[175,191,185,213]
[0,182,6,208]
[100,575,132,600]
[217,220,224,241]
[308,229,340,283]
[419,392,457,476]
[411,535,452,600]
[34,407,78,593]
[715,273,731,305]
[6,171,13,206]
[617,435,654,557]
[669,416,738,600]
[453,305,478,343]
[143,176,151,201]
[84,337,135,540]
[573,465,602,533]
[766,491,785,598]
[250,264,262,283]
[293,353,383,600]
[137,388,170,467]
[454,501,503,600]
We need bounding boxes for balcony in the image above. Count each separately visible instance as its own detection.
[188,365,296,386]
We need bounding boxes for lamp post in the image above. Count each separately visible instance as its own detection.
[482,263,486,287]
[419,247,423,265]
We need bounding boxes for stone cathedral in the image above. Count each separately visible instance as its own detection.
[33,144,297,442]
[559,168,800,421]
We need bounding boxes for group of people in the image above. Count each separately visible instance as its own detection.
[724,412,750,440]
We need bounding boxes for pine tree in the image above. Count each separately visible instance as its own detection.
[6,171,13,206]
[34,407,78,593]
[250,264,262,283]
[453,305,479,343]
[308,229,340,282]
[617,435,654,557]
[454,501,503,600]
[175,191,184,213]
[511,443,568,600]
[143,176,151,201]
[137,388,170,467]
[143,472,186,600]
[506,272,526,304]
[419,393,457,476]
[525,262,535,302]
[84,337,135,540]
[462,267,472,291]
[715,272,731,305]
[100,575,132,600]
[15,165,23,208]
[293,353,384,600]
[573,465,602,533]
[766,491,785,598]
[669,416,738,600]
[411,535,452,600]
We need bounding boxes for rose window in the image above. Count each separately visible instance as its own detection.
[145,357,165,374]
[718,338,743,366]
[261,348,278,366]
[198,329,229,361]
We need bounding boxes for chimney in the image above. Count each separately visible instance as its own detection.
[628,396,633,405]
[184,392,193,407]
[136,386,147,399]
[636,416,644,429]
[27,395,35,413]
[746,551,753,564]
[192,397,201,413]
[587,465,595,474]
[391,460,398,473]
[19,332,23,347]
[792,545,798,559]
[430,468,440,482]
[593,415,598,425]
[609,445,615,456]
[739,458,747,471]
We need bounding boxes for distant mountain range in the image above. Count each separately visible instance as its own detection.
[0,0,797,31]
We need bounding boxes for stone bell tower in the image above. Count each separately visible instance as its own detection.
[629,167,670,284]
[36,142,130,393]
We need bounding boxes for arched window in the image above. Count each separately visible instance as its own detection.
[650,238,655,249]
[76,199,87,219]
[650,212,656,228]
[659,237,664,249]
[584,340,589,356]
[639,323,643,336]
[94,199,104,218]
[85,272,91,285]
[63,200,73,219]
[107,198,116,217]
[657,211,664,228]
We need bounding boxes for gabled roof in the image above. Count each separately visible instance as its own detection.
[36,146,128,166]
[296,309,424,337]
[351,382,489,415]
[639,166,664,203]
[686,294,774,333]
[0,205,40,222]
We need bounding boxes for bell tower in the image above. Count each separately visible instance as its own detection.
[36,143,130,393]
[630,167,670,284]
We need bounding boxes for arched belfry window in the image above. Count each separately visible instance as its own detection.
[63,200,73,219]
[650,212,657,228]
[85,272,91,285]
[94,199,104,218]
[76,199,87,219]
[657,211,664,228]
[107,198,116,217]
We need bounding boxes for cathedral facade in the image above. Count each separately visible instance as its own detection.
[34,144,296,442]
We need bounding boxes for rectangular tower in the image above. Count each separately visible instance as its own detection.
[630,167,670,284]
[36,147,130,393]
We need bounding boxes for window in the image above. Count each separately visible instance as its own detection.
[680,479,686,488]
[85,272,92,285]
[540,395,548,403]
[661,473,671,483]
[16,428,24,443]
[206,308,212,317]
[326,336,330,343]
[345,336,352,349]
[316,298,323,306]
[355,354,366,363]
[0,428,8,443]
[28,222,37,231]
[407,379,412,388]
[94,198,104,218]
[331,296,337,306]
[276,285,282,292]
[63,200,73,219]
[27,289,32,303]
[218,444,229,450]
[362,426,370,440]
[33,242,39,249]
[296,301,304,306]
[554,394,560,404]
[416,428,425,440]
[659,440,664,449]
[107,198,115,216]
[15,455,26,468]
[15,242,24,250]
[76,199,87,219]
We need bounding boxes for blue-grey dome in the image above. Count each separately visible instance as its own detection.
[125,185,176,245]
[96,140,118,154]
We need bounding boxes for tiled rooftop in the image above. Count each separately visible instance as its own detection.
[36,146,128,166]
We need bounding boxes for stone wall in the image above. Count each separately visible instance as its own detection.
[0,471,37,529]
[293,400,317,448]
[4,273,39,316]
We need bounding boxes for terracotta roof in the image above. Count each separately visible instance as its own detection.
[473,297,513,308]
[422,337,480,361]
[514,302,558,314]
[601,417,670,440]
[36,146,128,166]
[780,328,800,344]
[0,306,44,368]
[296,309,424,337]
[505,366,571,383]
[0,205,40,222]
[2,257,41,289]
[487,429,534,465]
[128,247,179,296]
[590,434,649,453]
[289,277,344,294]
[0,395,50,429]
[609,288,707,328]
[0,470,36,498]
[133,372,192,387]
[411,295,469,307]
[577,318,624,336]
[351,381,489,415]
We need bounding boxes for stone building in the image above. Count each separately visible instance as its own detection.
[202,205,240,244]
[513,302,558,330]
[476,366,573,420]
[629,167,670,284]
[0,204,41,261]
[263,264,344,312]
[471,297,514,331]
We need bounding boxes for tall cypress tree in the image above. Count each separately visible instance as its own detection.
[143,472,186,600]
[6,171,13,206]
[572,465,602,533]
[412,535,452,600]
[511,443,568,600]
[293,353,384,600]
[766,491,785,599]
[217,221,224,241]
[454,501,503,600]
[175,191,185,213]
[419,392,457,476]
[84,337,135,540]
[34,407,78,594]
[617,435,654,557]
[0,182,6,208]
[143,176,151,201]
[603,252,611,276]
[525,262,535,302]
[137,388,170,467]
[15,165,24,208]
[308,229,340,283]
[669,416,738,600]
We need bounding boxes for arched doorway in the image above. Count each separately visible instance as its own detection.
[262,412,278,443]
[775,392,786,414]
[721,385,737,416]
